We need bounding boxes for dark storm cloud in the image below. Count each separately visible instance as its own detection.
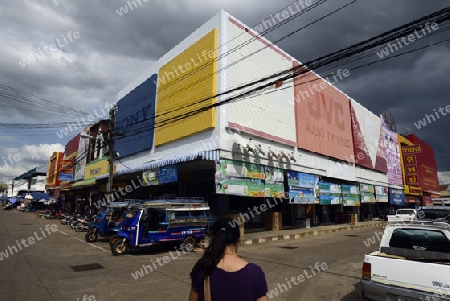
[0,0,449,182]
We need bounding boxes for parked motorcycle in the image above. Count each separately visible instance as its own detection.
[75,218,92,232]
[70,215,94,231]
[44,210,62,219]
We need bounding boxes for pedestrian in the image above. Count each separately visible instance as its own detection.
[189,218,269,301]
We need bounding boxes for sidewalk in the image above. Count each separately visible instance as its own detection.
[241,220,387,245]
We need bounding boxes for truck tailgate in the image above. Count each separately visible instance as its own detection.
[365,253,450,295]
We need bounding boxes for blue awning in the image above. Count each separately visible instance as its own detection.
[19,192,51,200]
[96,150,220,180]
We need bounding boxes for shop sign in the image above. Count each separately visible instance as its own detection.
[216,178,265,197]
[361,193,376,203]
[341,184,360,206]
[360,183,375,193]
[264,166,284,183]
[58,159,74,181]
[319,193,342,205]
[401,144,421,155]
[389,188,405,206]
[404,185,422,196]
[289,187,317,204]
[215,160,264,179]
[85,157,109,180]
[142,165,178,186]
[287,171,318,189]
[423,194,433,206]
[375,186,389,203]
[406,197,420,204]
[319,182,342,205]
[319,182,341,194]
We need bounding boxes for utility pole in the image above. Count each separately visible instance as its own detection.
[108,105,117,201]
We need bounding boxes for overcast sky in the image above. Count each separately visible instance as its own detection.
[0,0,449,185]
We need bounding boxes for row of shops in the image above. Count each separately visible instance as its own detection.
[47,155,432,229]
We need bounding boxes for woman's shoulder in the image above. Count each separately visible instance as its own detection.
[243,262,265,274]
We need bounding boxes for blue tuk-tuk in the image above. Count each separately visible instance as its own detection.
[110,199,212,256]
[85,202,131,243]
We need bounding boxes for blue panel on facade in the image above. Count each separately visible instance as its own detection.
[115,74,157,157]
[389,188,406,206]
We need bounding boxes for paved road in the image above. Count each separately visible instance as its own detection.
[0,209,381,301]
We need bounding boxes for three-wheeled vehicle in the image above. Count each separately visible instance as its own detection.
[110,199,212,256]
[85,201,131,243]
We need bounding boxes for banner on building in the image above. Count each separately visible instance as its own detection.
[341,184,360,206]
[389,188,405,206]
[319,182,342,205]
[350,100,387,172]
[58,160,74,181]
[215,160,264,180]
[360,183,376,203]
[143,165,178,186]
[381,124,403,185]
[287,171,319,204]
[375,186,389,203]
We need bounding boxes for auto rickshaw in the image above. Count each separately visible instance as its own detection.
[85,202,131,243]
[110,198,212,255]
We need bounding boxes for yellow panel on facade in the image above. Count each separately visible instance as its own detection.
[154,29,218,146]
[84,157,109,180]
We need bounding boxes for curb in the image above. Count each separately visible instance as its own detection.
[242,222,387,245]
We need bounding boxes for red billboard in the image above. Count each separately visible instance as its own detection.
[350,101,387,172]
[293,62,354,162]
[406,135,440,194]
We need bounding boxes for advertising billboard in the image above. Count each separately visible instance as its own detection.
[375,185,389,203]
[115,74,157,157]
[215,160,284,197]
[406,135,440,194]
[382,123,403,185]
[293,63,354,162]
[341,184,360,206]
[350,100,387,172]
[360,183,376,203]
[154,29,218,146]
[319,182,342,205]
[143,165,178,186]
[287,171,319,204]
[389,188,405,206]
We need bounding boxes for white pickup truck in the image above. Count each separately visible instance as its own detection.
[361,221,450,301]
[387,209,418,223]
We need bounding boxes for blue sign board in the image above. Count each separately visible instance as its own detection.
[289,187,317,204]
[58,173,73,181]
[159,165,178,185]
[287,171,318,189]
[115,74,157,157]
[389,188,405,206]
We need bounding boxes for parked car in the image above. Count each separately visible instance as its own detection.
[386,208,418,223]
[361,221,450,300]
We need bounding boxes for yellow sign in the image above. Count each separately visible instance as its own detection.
[154,29,218,146]
[84,157,115,180]
[404,185,422,196]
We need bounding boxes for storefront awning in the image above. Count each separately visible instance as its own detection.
[95,150,220,180]
[71,178,97,188]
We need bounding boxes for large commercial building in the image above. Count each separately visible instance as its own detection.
[33,10,440,229]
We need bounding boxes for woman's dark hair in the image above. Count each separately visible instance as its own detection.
[191,217,240,280]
